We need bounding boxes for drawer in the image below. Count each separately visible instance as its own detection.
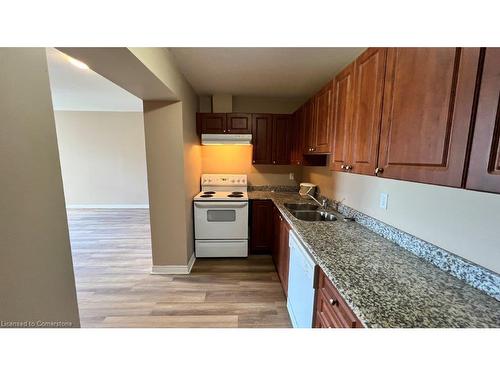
[315,268,363,328]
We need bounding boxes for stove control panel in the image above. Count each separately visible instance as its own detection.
[201,174,247,187]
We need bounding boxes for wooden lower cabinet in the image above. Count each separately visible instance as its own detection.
[251,200,290,296]
[313,267,363,328]
[250,200,274,254]
[272,205,290,296]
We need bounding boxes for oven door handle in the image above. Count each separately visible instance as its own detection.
[194,202,248,209]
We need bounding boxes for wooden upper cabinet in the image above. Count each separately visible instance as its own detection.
[330,62,355,171]
[466,48,500,194]
[226,113,252,134]
[290,109,303,165]
[199,113,226,133]
[349,48,387,175]
[251,114,273,164]
[272,115,291,164]
[378,48,481,187]
[314,81,333,153]
[304,99,316,153]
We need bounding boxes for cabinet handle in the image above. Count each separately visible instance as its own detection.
[223,129,226,133]
[329,298,338,306]
[227,129,231,132]
[375,167,384,175]
[345,165,353,171]
[273,161,276,164]
[341,164,345,170]
[252,160,255,163]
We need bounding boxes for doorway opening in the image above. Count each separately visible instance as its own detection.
[47,48,152,326]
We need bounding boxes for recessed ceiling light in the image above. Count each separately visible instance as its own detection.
[68,56,89,70]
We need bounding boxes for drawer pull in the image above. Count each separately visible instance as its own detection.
[329,298,338,306]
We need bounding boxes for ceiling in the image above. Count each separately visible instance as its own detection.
[46,48,143,112]
[169,48,365,98]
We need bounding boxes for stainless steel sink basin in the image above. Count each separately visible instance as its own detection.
[292,210,337,222]
[284,203,319,211]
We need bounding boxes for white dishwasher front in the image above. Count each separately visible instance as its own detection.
[287,231,316,328]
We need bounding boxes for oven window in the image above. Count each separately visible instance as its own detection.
[207,210,236,222]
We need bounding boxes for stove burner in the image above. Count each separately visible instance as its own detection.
[200,194,213,198]
[203,191,215,194]
[228,193,244,198]
[232,191,243,194]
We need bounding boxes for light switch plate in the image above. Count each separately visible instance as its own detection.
[289,173,295,181]
[379,192,389,210]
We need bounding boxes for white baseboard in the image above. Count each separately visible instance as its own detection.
[66,204,149,209]
[151,253,196,275]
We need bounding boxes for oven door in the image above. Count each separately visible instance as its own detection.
[194,201,248,239]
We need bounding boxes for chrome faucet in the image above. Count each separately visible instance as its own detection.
[307,193,328,209]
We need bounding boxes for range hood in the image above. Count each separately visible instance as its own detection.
[201,133,252,145]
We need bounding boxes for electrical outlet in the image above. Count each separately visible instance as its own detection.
[289,172,295,181]
[379,192,389,210]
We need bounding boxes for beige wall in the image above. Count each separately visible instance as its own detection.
[232,96,304,114]
[212,94,233,112]
[302,166,500,274]
[0,48,80,326]
[143,101,190,265]
[130,48,201,265]
[200,96,304,186]
[201,145,300,186]
[54,111,149,207]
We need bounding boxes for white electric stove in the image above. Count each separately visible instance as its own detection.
[193,174,249,257]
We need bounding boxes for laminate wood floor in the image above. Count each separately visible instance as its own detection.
[67,209,291,328]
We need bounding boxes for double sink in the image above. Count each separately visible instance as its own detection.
[284,203,337,222]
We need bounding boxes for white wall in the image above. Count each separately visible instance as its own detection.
[302,167,500,274]
[54,111,149,207]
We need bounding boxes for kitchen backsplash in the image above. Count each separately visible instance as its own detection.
[321,195,500,301]
[249,185,500,301]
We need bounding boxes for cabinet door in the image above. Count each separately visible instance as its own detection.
[272,115,291,165]
[378,48,480,186]
[290,109,302,165]
[314,81,333,153]
[272,207,281,269]
[250,200,274,254]
[289,110,298,164]
[349,48,387,175]
[199,113,226,133]
[278,218,290,297]
[330,62,355,171]
[251,114,273,164]
[314,268,363,328]
[226,113,252,134]
[304,99,316,153]
[466,48,500,194]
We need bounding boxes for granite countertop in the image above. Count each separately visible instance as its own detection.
[248,191,500,328]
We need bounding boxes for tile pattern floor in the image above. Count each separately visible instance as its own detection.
[67,209,291,328]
